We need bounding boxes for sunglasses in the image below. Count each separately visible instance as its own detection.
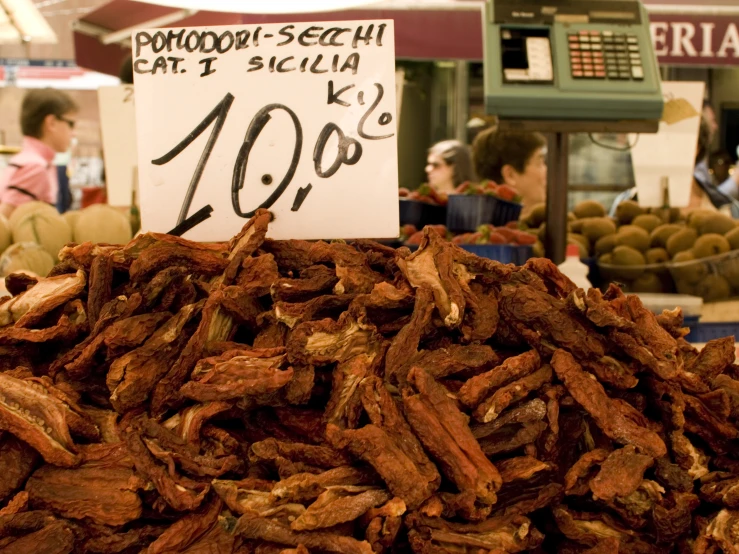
[57,116,76,129]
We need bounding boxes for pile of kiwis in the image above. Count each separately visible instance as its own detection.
[520,199,739,302]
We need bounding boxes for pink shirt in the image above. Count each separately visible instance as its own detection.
[0,137,58,207]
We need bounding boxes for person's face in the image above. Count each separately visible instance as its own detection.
[44,111,77,153]
[506,147,547,203]
[425,154,454,190]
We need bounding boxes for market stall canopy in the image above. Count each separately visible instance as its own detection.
[73,0,739,74]
[0,0,57,44]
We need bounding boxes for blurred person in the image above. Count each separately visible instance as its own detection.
[703,100,719,140]
[709,150,733,185]
[690,117,739,213]
[472,127,547,217]
[0,89,78,218]
[425,140,475,195]
[119,52,134,85]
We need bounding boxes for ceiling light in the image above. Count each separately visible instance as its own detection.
[138,0,383,14]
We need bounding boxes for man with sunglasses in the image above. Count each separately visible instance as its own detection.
[0,88,78,218]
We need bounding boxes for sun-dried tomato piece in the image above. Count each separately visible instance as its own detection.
[552,350,667,458]
[397,228,466,328]
[235,516,374,554]
[589,446,654,502]
[0,270,86,329]
[0,373,80,467]
[25,443,145,526]
[404,367,501,506]
[459,350,541,409]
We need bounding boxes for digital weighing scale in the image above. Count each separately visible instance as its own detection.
[483,0,665,262]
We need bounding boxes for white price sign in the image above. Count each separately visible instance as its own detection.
[133,21,399,241]
[98,85,138,207]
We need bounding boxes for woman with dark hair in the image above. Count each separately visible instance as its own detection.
[425,140,475,194]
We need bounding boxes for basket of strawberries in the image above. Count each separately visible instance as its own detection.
[400,223,536,265]
[398,185,447,228]
[446,181,523,233]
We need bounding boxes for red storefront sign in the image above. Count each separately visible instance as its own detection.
[650,16,739,66]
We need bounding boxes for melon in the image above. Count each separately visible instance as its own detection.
[0,215,11,254]
[62,210,81,233]
[74,204,132,245]
[8,201,59,228]
[0,242,54,277]
[12,211,72,261]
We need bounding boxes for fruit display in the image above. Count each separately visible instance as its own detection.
[0,202,134,279]
[0,212,738,552]
[400,223,536,248]
[455,180,522,203]
[399,185,448,206]
[521,199,739,301]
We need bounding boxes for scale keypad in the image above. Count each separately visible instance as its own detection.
[568,30,644,81]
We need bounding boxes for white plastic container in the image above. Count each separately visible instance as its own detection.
[558,244,592,290]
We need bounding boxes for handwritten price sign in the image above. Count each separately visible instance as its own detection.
[133,21,399,241]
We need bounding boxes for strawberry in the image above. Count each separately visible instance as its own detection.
[400,224,417,240]
[399,187,410,198]
[427,225,449,239]
[406,231,424,245]
[513,231,537,245]
[495,228,519,243]
[505,220,520,230]
[487,232,508,244]
[455,181,471,194]
[495,185,520,203]
[452,233,478,244]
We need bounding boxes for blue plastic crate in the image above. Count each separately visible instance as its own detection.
[684,321,738,343]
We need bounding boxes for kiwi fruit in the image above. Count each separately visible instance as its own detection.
[599,253,613,265]
[670,251,708,285]
[615,225,650,253]
[573,200,606,220]
[725,227,739,251]
[632,214,663,234]
[673,278,696,296]
[695,274,731,302]
[568,233,590,254]
[610,245,646,280]
[570,219,585,234]
[666,228,698,258]
[532,241,545,258]
[645,247,670,265]
[649,206,683,224]
[594,234,617,257]
[582,217,617,244]
[692,233,731,259]
[722,261,739,290]
[631,272,664,293]
[526,203,547,228]
[699,213,735,236]
[687,209,716,233]
[650,224,683,249]
[615,200,645,225]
